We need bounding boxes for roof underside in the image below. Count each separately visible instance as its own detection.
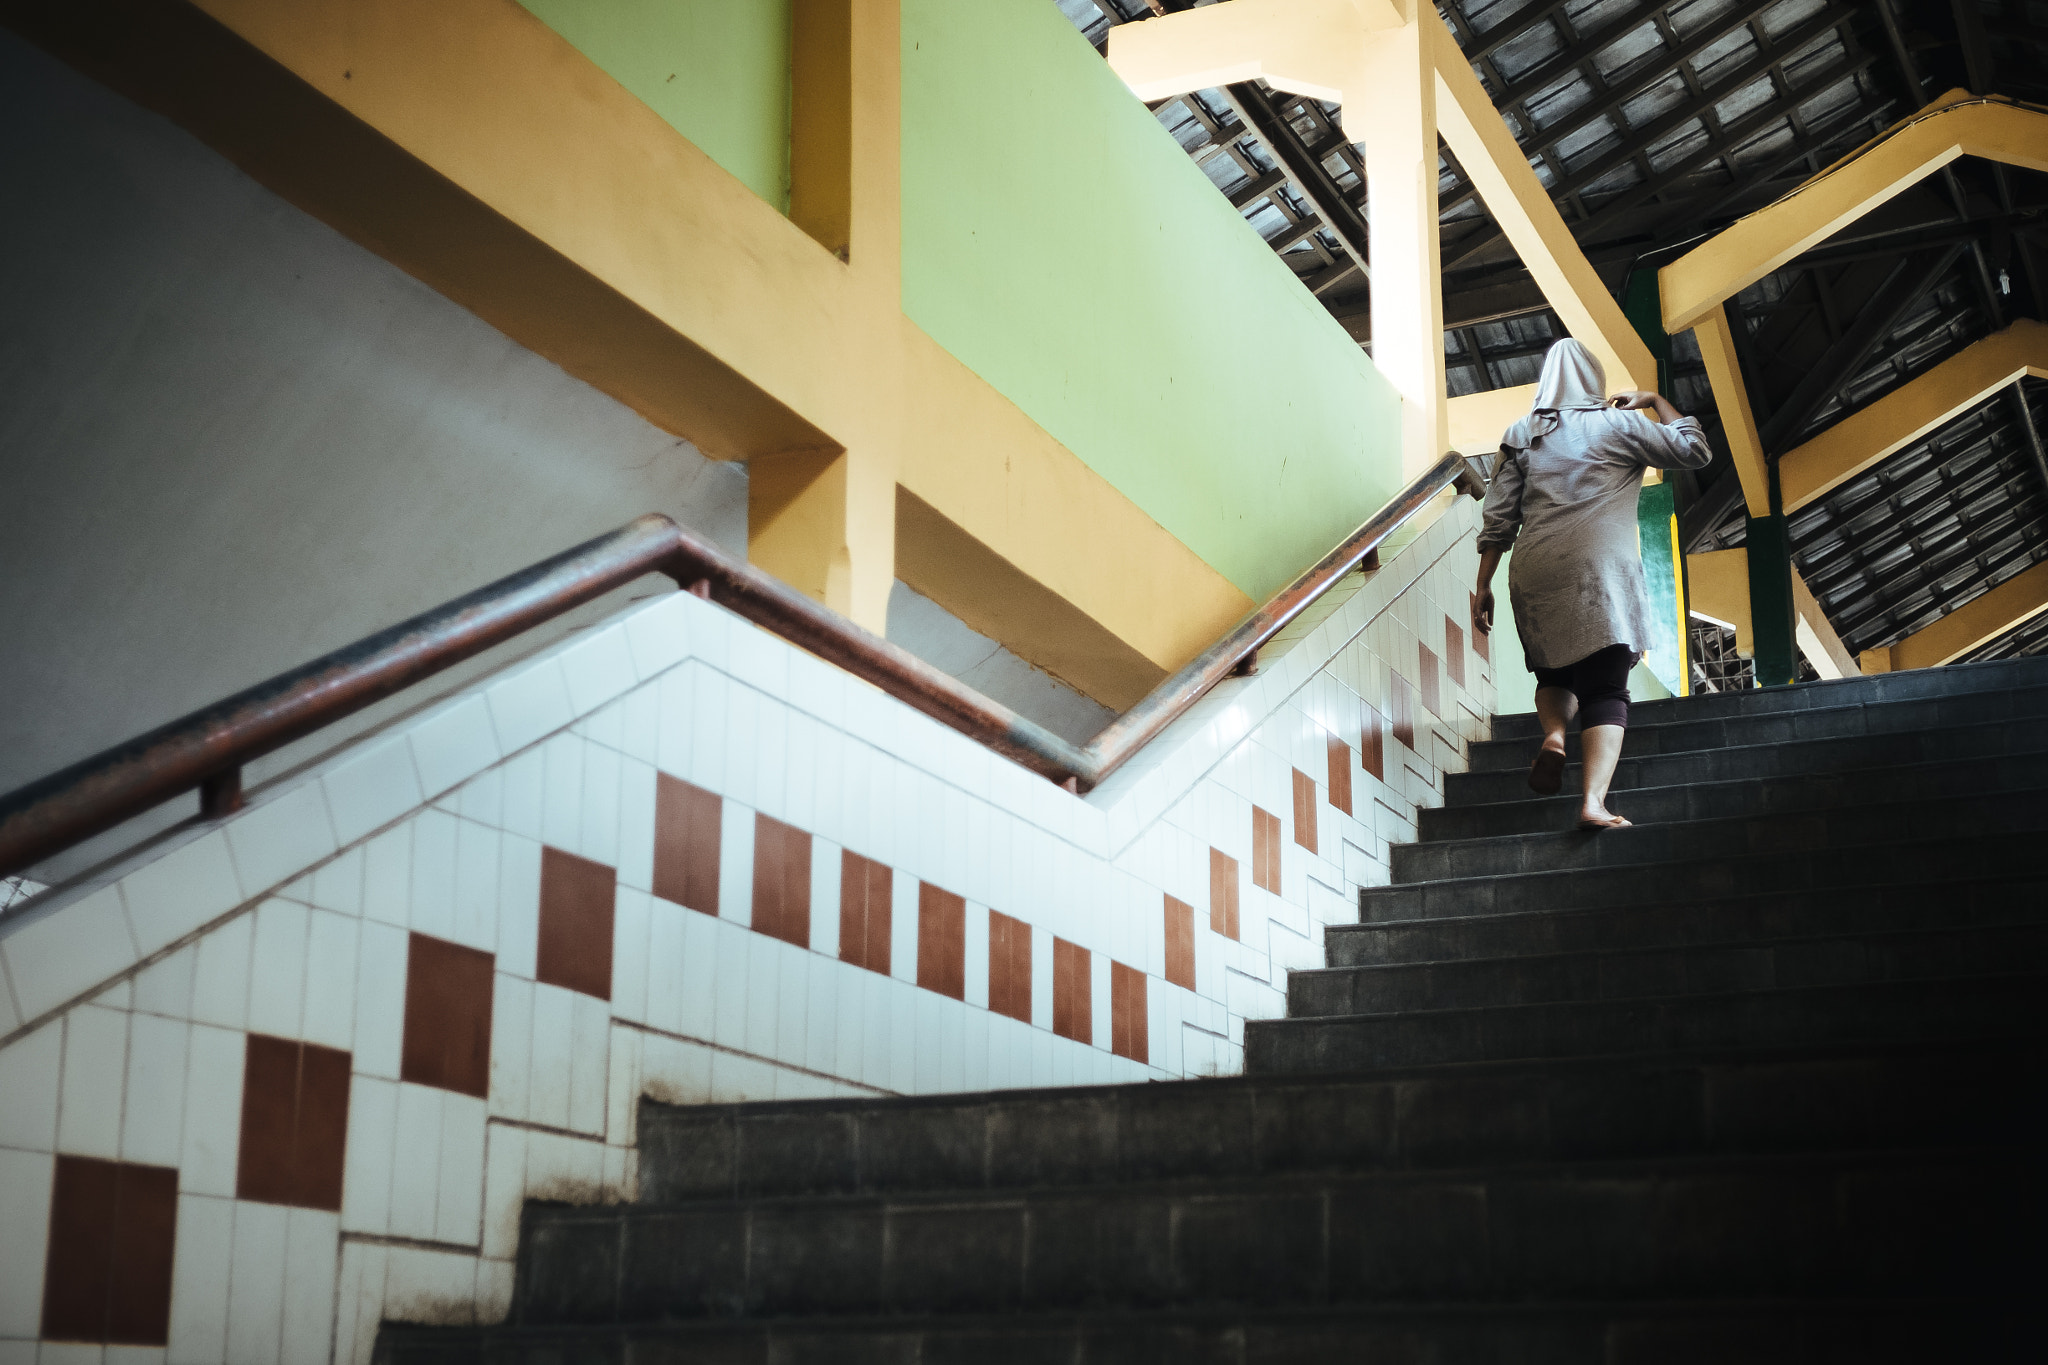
[1060,0,2048,665]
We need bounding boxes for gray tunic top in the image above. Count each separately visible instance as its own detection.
[1476,408,1712,670]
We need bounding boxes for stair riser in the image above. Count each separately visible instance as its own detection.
[1420,751,2048,842]
[633,1046,2041,1205]
[1467,693,2048,774]
[1446,716,2048,805]
[513,1153,2036,1324]
[1487,656,2048,740]
[377,1303,2032,1365]
[1360,834,2038,922]
[1247,978,2044,1072]
[1330,881,2048,966]
[1292,926,2048,1017]
[1391,788,2048,883]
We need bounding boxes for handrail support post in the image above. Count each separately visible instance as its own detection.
[199,768,244,819]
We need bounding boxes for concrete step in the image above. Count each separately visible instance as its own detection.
[1487,652,2048,740]
[375,1297,2038,1364]
[1467,686,2048,775]
[1359,830,2039,923]
[1419,747,2048,842]
[633,1040,2043,1206]
[507,1147,2039,1324]
[1331,877,2048,967]
[1291,923,2048,1018]
[1390,786,2048,884]
[1245,974,2047,1072]
[1446,712,2048,806]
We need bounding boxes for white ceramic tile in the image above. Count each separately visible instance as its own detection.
[33,1343,100,1365]
[387,1084,444,1242]
[963,904,989,1010]
[339,1076,397,1235]
[744,932,780,1061]
[568,994,610,1137]
[409,696,502,800]
[323,735,426,848]
[435,1093,487,1245]
[164,1191,233,1364]
[526,982,572,1130]
[332,1242,387,1365]
[488,975,534,1123]
[541,734,585,855]
[687,667,729,797]
[558,624,639,716]
[359,822,412,930]
[522,1126,605,1207]
[610,889,650,1025]
[640,1032,713,1108]
[498,748,546,844]
[178,1023,243,1198]
[772,941,808,1068]
[225,783,339,903]
[710,919,748,1050]
[279,1209,339,1365]
[451,818,502,953]
[119,1012,189,1167]
[495,835,542,982]
[579,743,622,869]
[716,799,753,927]
[407,809,459,943]
[0,1025,61,1153]
[622,595,690,681]
[302,910,360,1052]
[0,1148,52,1337]
[675,906,717,1043]
[225,1200,289,1365]
[246,898,310,1039]
[487,660,575,757]
[1,884,138,1022]
[481,1123,527,1261]
[888,872,918,987]
[130,945,196,1021]
[56,1004,127,1160]
[617,759,656,894]
[352,920,409,1081]
[1030,927,1053,1030]
[477,1257,517,1326]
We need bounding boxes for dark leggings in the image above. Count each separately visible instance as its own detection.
[1531,644,1636,730]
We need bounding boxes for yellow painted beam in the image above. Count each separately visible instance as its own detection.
[1790,567,1856,680]
[1447,385,1536,455]
[14,0,1254,701]
[1430,13,1655,393]
[1690,304,1773,518]
[1659,94,2048,333]
[1781,318,2048,512]
[1881,559,2048,672]
[1686,549,1753,656]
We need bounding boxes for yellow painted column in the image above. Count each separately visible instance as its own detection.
[1352,4,1447,478]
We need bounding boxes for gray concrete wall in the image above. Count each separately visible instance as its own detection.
[0,30,1113,876]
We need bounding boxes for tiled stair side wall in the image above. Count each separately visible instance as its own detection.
[0,502,1490,1364]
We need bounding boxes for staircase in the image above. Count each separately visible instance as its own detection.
[377,658,2048,1362]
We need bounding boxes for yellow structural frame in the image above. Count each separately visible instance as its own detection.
[1780,319,2048,511]
[1660,93,2048,333]
[9,0,1253,709]
[1866,560,2048,672]
[1108,0,1655,481]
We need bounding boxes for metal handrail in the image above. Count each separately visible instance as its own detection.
[0,451,1484,879]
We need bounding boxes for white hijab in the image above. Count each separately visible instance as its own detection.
[1502,338,1608,451]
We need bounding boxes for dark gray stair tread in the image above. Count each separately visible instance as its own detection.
[377,1297,2037,1365]
[1390,786,2048,883]
[1246,974,2047,1072]
[1487,653,2048,740]
[1331,878,2048,966]
[1359,830,2040,922]
[1291,923,2048,1017]
[511,1147,2039,1324]
[634,1041,2043,1206]
[1447,713,2048,806]
[1420,746,2048,842]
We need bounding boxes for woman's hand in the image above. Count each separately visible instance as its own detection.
[1472,588,1494,637]
[1611,390,1682,422]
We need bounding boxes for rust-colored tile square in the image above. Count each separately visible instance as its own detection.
[1327,736,1354,816]
[1420,644,1442,718]
[238,1034,352,1211]
[402,932,495,1099]
[751,814,812,949]
[653,773,722,913]
[538,846,616,1000]
[1445,616,1467,689]
[1361,702,1385,781]
[42,1155,178,1345]
[1208,848,1239,940]
[1052,937,1091,1044]
[1469,592,1490,663]
[917,883,966,1000]
[1163,895,1195,991]
[1389,671,1415,750]
[987,909,1033,1023]
[1251,806,1281,894]
[1110,961,1147,1064]
[1291,769,1318,854]
[838,850,893,975]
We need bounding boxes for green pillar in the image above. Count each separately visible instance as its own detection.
[1621,270,1672,395]
[1745,464,1799,687]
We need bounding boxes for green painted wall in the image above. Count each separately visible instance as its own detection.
[899,0,1403,601]
[517,0,792,211]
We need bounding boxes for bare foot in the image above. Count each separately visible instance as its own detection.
[1528,739,1567,795]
